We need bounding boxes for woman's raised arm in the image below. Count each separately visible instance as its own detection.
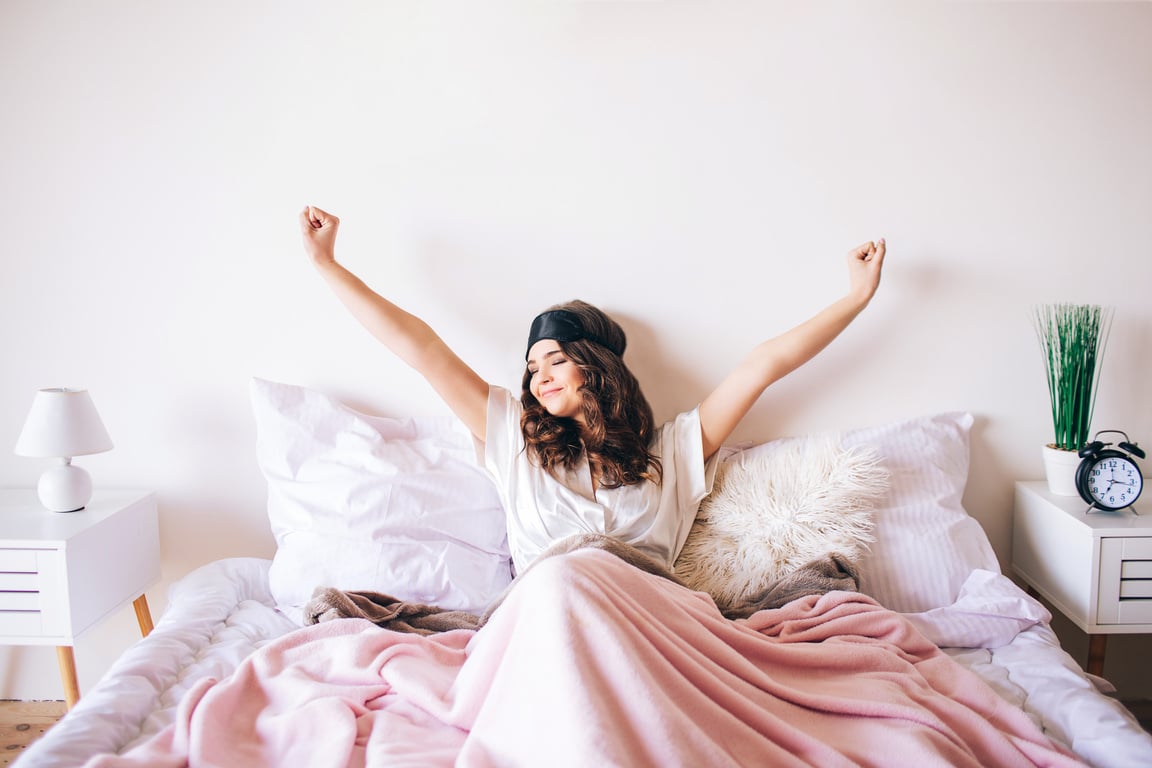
[299,206,490,439]
[697,239,885,461]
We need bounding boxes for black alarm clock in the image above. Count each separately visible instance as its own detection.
[1075,430,1145,511]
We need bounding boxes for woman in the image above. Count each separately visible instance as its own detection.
[299,206,885,575]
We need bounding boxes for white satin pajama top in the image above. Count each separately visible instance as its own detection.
[483,385,718,575]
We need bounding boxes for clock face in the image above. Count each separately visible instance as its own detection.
[1085,456,1144,509]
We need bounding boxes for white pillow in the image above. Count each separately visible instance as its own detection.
[841,411,999,613]
[250,378,513,618]
[674,435,886,613]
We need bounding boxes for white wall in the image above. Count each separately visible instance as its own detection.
[2,1,1150,701]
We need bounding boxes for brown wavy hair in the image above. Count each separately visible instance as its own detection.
[520,300,662,488]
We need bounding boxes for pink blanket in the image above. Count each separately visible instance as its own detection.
[87,550,1085,767]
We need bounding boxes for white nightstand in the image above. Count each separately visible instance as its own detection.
[0,489,159,708]
[1012,480,1152,677]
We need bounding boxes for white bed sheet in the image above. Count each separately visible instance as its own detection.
[18,558,297,767]
[17,557,1152,768]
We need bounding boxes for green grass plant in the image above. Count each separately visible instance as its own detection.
[1032,303,1112,452]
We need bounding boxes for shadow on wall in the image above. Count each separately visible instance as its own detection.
[966,415,1016,570]
[612,313,710,427]
[159,494,277,572]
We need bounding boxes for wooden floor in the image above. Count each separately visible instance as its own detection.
[0,698,1149,763]
[1,701,66,766]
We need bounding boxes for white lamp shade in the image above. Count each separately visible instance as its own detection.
[14,388,114,458]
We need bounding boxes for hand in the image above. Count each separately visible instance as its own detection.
[298,205,340,267]
[846,238,885,305]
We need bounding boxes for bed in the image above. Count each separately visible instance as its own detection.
[17,379,1152,767]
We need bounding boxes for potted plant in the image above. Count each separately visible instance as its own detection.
[1032,303,1112,495]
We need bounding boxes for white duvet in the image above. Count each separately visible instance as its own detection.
[17,558,1151,768]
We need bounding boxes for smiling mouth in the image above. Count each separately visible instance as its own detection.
[539,388,561,399]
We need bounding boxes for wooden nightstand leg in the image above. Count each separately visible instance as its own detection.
[1087,634,1108,677]
[133,594,154,637]
[56,646,80,710]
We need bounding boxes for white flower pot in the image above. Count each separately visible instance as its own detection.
[1042,445,1082,496]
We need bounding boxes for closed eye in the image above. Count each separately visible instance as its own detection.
[527,350,567,377]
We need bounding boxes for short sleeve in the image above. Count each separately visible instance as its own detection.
[483,386,522,494]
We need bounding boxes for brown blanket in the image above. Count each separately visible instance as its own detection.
[304,533,859,632]
[721,551,859,619]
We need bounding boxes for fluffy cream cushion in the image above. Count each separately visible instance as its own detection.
[674,434,888,613]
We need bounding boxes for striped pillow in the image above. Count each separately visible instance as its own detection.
[841,411,999,612]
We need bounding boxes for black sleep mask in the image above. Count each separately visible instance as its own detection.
[525,309,624,360]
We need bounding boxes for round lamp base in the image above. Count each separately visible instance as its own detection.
[38,463,93,512]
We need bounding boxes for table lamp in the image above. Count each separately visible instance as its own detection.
[14,388,114,512]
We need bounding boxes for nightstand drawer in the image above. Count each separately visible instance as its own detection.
[0,592,40,611]
[0,611,42,636]
[1098,537,1152,624]
[1118,537,1152,558]
[0,549,39,573]
[1120,581,1152,598]
[0,572,39,591]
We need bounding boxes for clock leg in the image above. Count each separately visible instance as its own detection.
[56,646,80,710]
[1086,634,1107,677]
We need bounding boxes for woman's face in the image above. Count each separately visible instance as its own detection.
[527,339,586,423]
